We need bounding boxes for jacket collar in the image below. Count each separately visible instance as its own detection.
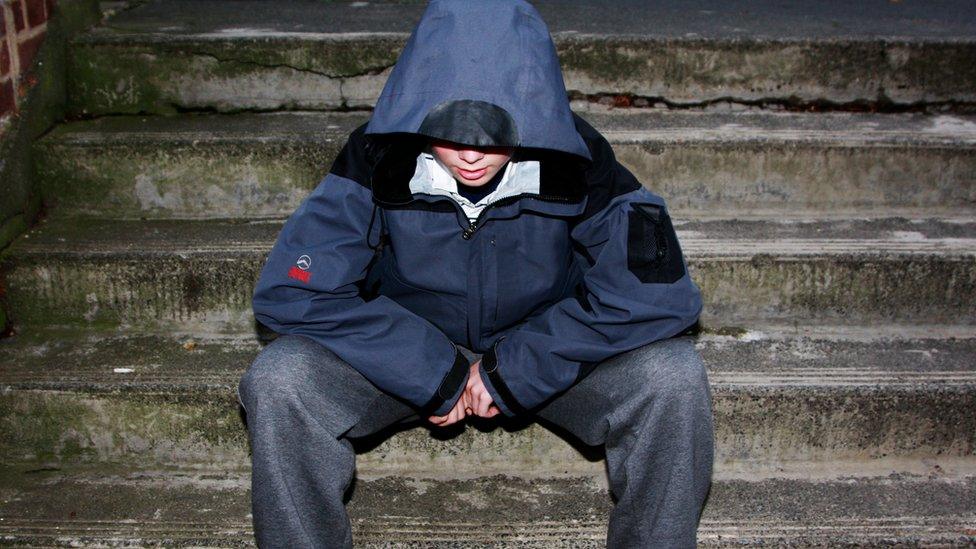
[369,137,588,210]
[409,152,540,217]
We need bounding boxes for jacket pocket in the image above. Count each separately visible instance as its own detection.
[626,203,686,284]
[379,260,469,344]
[383,259,437,296]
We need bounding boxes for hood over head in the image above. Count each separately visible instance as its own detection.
[365,0,590,162]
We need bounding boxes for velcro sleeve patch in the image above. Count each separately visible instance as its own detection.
[626,203,686,284]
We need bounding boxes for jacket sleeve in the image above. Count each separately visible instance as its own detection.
[476,133,703,418]
[252,129,470,417]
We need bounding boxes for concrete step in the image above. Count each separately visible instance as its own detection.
[2,217,973,330]
[0,462,973,546]
[33,109,976,219]
[1,326,973,470]
[66,1,976,115]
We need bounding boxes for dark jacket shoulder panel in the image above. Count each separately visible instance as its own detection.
[572,113,642,221]
[329,121,374,187]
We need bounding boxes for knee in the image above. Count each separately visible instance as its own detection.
[636,337,710,408]
[238,334,326,412]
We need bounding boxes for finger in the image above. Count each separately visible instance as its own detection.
[486,407,500,418]
[449,403,463,425]
[467,361,480,380]
[475,390,492,417]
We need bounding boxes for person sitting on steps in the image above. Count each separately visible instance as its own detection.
[237,1,714,547]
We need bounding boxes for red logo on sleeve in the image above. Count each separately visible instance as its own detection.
[288,255,312,283]
[288,266,311,283]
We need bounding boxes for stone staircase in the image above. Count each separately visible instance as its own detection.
[1,1,975,546]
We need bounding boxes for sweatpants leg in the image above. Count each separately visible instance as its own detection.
[236,334,417,549]
[533,336,714,549]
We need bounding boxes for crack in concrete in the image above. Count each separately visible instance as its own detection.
[187,50,393,81]
[188,50,342,78]
[572,91,976,114]
[185,50,394,108]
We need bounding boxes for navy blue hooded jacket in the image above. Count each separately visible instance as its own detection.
[252,0,702,418]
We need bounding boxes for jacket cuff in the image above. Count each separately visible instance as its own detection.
[478,338,528,417]
[424,346,471,417]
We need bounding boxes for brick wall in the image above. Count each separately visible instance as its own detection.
[1,0,55,128]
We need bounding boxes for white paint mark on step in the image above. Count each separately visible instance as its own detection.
[923,115,976,135]
[890,231,927,241]
[738,330,766,342]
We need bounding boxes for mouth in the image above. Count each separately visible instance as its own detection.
[457,167,488,181]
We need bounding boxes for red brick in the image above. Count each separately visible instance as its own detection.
[12,1,25,32]
[44,0,56,18]
[25,0,46,28]
[0,79,15,116]
[1,8,6,39]
[16,31,44,70]
[1,41,9,75]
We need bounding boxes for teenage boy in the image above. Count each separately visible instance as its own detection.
[237,1,714,547]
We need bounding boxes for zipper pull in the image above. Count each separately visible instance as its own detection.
[461,220,479,240]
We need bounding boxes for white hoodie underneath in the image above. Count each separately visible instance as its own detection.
[408,152,542,222]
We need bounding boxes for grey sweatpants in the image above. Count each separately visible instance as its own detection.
[237,335,714,548]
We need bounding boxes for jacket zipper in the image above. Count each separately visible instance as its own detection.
[373,191,579,351]
[459,192,578,240]
[374,191,578,239]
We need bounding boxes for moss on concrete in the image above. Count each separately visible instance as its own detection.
[606,141,976,215]
[0,379,972,468]
[0,215,28,252]
[67,36,404,115]
[7,243,973,330]
[3,251,265,331]
[0,390,247,464]
[0,0,101,335]
[65,33,976,115]
[556,37,976,104]
[67,43,175,115]
[692,255,976,325]
[34,138,342,218]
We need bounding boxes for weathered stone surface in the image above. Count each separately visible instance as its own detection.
[0,0,102,250]
[35,112,363,218]
[65,1,976,114]
[6,3,975,546]
[0,462,973,546]
[2,218,973,330]
[33,110,976,218]
[67,35,397,114]
[1,328,973,469]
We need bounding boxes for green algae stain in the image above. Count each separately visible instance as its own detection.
[0,391,248,465]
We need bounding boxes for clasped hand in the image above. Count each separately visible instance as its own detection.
[428,360,501,427]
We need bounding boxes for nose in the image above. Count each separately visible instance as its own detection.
[458,148,485,164]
